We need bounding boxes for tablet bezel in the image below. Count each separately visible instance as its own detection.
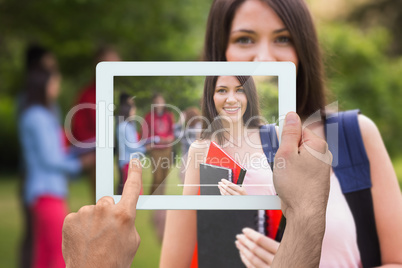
[96,62,296,209]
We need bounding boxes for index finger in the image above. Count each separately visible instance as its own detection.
[119,158,143,212]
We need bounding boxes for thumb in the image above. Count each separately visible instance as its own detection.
[277,112,302,157]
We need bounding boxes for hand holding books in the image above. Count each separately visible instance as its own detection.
[205,141,246,185]
[199,141,248,195]
[218,179,248,195]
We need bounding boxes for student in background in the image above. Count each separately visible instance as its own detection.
[174,106,202,183]
[19,68,94,268]
[71,45,120,144]
[71,45,120,200]
[142,93,175,242]
[143,93,175,195]
[17,44,59,268]
[116,93,145,194]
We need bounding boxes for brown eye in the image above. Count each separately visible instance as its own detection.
[275,36,291,44]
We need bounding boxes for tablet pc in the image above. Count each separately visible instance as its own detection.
[96,62,295,209]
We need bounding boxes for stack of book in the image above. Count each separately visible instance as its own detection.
[197,142,261,268]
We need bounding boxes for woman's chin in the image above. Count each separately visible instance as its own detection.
[219,113,243,126]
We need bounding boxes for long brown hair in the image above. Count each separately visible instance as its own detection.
[201,76,261,145]
[23,68,53,111]
[203,0,327,119]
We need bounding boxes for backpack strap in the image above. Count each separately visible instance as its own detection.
[259,124,279,171]
[326,110,381,267]
[326,110,371,192]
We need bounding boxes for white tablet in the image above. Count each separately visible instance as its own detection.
[96,62,296,209]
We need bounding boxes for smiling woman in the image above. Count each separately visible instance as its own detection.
[161,75,278,267]
[201,76,260,146]
[162,0,402,267]
[214,76,247,121]
[183,75,276,196]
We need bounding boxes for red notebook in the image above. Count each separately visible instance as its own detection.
[205,141,247,185]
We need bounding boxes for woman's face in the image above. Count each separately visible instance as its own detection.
[213,76,247,125]
[153,96,165,115]
[225,0,299,68]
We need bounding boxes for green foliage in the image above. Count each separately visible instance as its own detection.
[115,76,204,118]
[256,76,279,124]
[1,0,402,170]
[0,0,213,170]
[0,97,20,170]
[320,23,402,156]
[0,0,212,97]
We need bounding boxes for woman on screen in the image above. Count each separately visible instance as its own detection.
[194,75,276,196]
[161,75,279,267]
[161,0,402,267]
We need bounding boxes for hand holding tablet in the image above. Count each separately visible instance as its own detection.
[63,112,332,268]
[62,159,142,268]
[235,112,332,268]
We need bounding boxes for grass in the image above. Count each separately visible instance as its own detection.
[0,174,24,268]
[0,159,401,267]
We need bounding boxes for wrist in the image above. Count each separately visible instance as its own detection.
[273,211,326,268]
[285,206,326,232]
[66,257,107,268]
[284,201,327,222]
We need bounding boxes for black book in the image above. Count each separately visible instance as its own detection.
[199,163,232,195]
[197,210,260,268]
[197,163,259,268]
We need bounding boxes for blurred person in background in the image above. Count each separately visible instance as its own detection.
[116,92,145,194]
[25,44,58,73]
[143,93,175,242]
[17,44,59,117]
[17,44,59,268]
[174,106,202,183]
[19,67,94,268]
[143,93,175,195]
[71,45,120,200]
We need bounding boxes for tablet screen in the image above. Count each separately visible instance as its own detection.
[113,75,278,196]
[96,62,295,209]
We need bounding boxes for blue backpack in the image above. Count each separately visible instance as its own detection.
[260,110,381,268]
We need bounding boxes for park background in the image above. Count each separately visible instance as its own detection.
[0,0,401,267]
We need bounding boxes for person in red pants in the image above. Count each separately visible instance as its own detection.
[19,68,94,268]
